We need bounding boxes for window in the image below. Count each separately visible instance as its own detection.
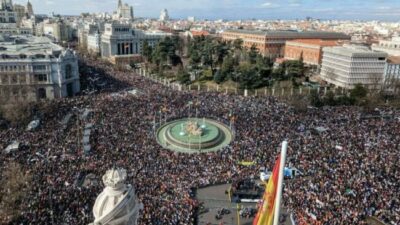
[65,64,73,79]
[11,76,17,84]
[1,74,8,84]
[19,75,26,84]
[33,65,46,71]
[34,74,47,82]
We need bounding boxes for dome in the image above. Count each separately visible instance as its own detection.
[90,168,141,225]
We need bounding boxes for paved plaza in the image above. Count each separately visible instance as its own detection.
[196,184,293,225]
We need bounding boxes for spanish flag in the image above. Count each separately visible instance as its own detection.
[253,156,281,225]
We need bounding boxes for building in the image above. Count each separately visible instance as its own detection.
[114,0,134,21]
[371,37,400,56]
[87,29,101,54]
[89,168,141,225]
[221,29,350,58]
[12,4,24,25]
[42,19,73,43]
[0,35,80,103]
[25,0,33,17]
[382,56,400,93]
[320,45,387,89]
[284,39,341,66]
[101,22,168,64]
[0,0,16,23]
[159,9,169,22]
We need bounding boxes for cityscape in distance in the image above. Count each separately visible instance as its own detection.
[0,1,399,225]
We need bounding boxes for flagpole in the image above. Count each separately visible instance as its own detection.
[273,141,288,225]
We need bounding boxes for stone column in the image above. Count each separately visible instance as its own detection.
[244,89,248,97]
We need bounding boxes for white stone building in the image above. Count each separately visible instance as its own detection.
[159,9,169,22]
[101,22,169,64]
[371,37,400,57]
[87,29,101,54]
[89,168,141,225]
[383,56,400,93]
[320,45,388,89]
[0,35,80,103]
[113,0,133,21]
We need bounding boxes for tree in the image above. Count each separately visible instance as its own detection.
[0,163,32,224]
[213,70,225,84]
[0,101,33,126]
[176,68,191,85]
[284,60,304,77]
[237,62,258,89]
[248,44,259,64]
[309,89,323,107]
[221,55,236,80]
[142,41,153,63]
[233,38,243,51]
[350,84,368,99]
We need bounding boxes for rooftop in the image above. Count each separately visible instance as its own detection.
[287,39,341,47]
[387,56,400,64]
[0,35,63,57]
[324,44,388,57]
[223,29,350,39]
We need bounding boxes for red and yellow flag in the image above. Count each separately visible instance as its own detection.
[253,156,281,225]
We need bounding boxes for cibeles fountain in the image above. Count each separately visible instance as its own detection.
[157,118,234,154]
[89,168,142,225]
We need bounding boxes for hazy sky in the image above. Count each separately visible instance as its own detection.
[13,0,400,21]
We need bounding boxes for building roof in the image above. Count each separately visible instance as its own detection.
[387,56,400,64]
[0,35,63,57]
[287,39,341,47]
[191,30,210,37]
[223,29,350,39]
[323,44,388,57]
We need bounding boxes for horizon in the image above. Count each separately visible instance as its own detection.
[12,0,400,22]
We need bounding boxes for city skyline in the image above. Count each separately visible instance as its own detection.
[12,0,400,21]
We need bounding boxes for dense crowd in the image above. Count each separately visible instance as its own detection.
[0,56,399,225]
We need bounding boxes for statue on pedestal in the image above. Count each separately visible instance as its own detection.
[89,168,142,225]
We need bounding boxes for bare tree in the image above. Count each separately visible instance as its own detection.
[0,163,32,224]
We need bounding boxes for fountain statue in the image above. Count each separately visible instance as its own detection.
[185,121,203,136]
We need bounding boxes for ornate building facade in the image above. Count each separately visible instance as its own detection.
[0,36,80,103]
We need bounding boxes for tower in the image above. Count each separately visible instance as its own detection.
[159,9,169,22]
[89,168,141,225]
[26,0,33,17]
[118,0,122,9]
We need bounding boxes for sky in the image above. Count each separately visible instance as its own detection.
[13,0,400,21]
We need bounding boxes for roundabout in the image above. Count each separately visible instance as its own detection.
[156,118,234,154]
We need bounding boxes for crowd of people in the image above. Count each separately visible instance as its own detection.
[1,56,399,225]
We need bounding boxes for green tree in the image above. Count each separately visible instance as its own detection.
[310,89,324,107]
[177,68,191,85]
[237,62,258,89]
[350,84,368,99]
[213,70,225,84]
[142,41,153,62]
[248,44,259,64]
